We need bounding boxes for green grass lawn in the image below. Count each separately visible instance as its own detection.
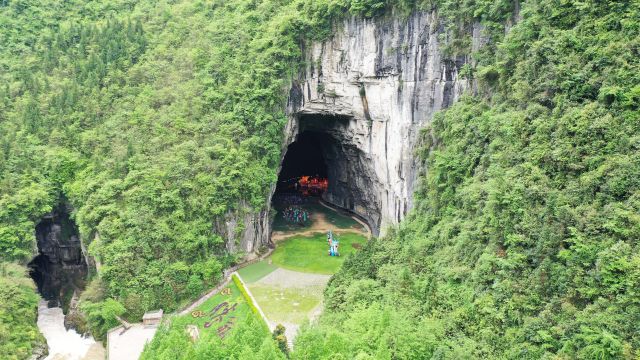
[270,232,366,274]
[248,284,325,324]
[237,260,278,283]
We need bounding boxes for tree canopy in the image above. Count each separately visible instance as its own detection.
[293,0,640,358]
[1,0,638,358]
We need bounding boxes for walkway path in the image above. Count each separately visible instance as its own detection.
[179,277,233,316]
[107,249,275,360]
[318,200,372,239]
[179,247,275,316]
[140,198,371,354]
[256,268,331,288]
[107,324,156,360]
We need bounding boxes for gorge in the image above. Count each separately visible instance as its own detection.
[1,0,638,359]
[29,206,88,308]
[27,206,104,360]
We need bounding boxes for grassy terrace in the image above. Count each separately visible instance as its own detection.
[237,261,278,284]
[270,232,365,274]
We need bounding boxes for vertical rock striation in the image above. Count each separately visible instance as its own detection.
[29,206,88,306]
[285,11,475,236]
[215,200,272,255]
[232,11,484,251]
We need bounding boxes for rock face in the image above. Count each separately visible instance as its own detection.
[230,11,479,251]
[215,200,272,254]
[285,11,474,236]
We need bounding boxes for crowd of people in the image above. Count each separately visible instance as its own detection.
[281,205,309,224]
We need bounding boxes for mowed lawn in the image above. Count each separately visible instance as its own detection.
[237,260,278,284]
[249,285,325,324]
[270,232,366,274]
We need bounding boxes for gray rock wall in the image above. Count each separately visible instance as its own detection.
[30,207,88,305]
[285,11,473,235]
[215,200,272,255]
[231,10,482,250]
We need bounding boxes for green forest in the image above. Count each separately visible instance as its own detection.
[1,0,639,359]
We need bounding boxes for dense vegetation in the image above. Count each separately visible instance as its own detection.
[293,0,640,359]
[1,0,288,318]
[140,276,285,359]
[0,0,445,351]
[1,0,638,358]
[0,263,45,359]
[0,0,436,312]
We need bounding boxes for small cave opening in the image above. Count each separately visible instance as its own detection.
[28,206,88,309]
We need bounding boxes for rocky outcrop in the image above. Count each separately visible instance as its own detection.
[34,210,85,267]
[215,200,273,255]
[64,290,90,335]
[285,11,476,235]
[27,339,48,360]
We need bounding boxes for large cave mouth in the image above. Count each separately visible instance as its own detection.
[28,206,88,308]
[272,113,379,234]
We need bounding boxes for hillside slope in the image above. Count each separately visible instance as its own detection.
[1,0,639,359]
[293,0,640,358]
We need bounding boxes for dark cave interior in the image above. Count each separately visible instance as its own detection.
[28,207,88,307]
[275,131,329,196]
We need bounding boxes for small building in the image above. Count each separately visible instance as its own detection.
[142,309,163,328]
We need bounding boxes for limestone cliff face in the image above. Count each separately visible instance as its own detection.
[229,11,481,251]
[30,206,88,305]
[216,201,271,254]
[285,11,476,236]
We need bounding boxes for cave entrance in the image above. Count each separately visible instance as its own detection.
[272,113,379,236]
[28,206,88,308]
[274,131,329,200]
[271,130,331,232]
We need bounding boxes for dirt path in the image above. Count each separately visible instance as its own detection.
[271,210,368,242]
[318,200,372,238]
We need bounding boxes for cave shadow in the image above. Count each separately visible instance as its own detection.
[28,207,88,308]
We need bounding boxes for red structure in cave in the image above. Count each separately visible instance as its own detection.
[297,176,328,196]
